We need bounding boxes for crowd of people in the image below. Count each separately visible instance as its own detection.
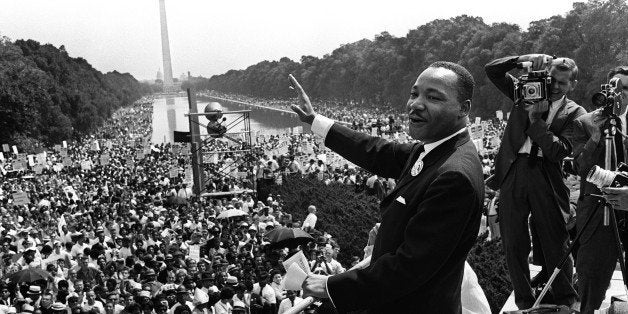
[0,83,508,314]
[0,97,359,314]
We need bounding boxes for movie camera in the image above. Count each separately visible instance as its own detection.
[592,77,625,117]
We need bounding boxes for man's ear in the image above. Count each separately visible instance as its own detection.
[460,100,471,117]
[569,80,578,92]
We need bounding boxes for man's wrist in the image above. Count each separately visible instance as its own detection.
[304,114,315,125]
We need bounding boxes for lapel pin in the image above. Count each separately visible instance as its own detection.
[411,160,423,176]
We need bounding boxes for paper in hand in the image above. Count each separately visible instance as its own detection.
[284,263,309,290]
[282,251,310,274]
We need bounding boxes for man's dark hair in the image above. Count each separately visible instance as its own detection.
[608,66,628,80]
[428,61,475,103]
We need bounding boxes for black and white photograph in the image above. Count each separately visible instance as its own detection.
[1,0,628,313]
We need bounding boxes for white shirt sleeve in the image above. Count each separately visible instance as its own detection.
[311,115,335,139]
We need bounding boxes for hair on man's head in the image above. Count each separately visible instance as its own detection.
[428,61,475,103]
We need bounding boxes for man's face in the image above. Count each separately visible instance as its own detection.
[41,294,53,308]
[613,73,628,111]
[549,67,576,102]
[75,281,84,292]
[406,67,466,143]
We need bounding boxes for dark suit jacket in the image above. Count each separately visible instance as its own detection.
[572,111,627,242]
[485,56,586,213]
[323,123,484,313]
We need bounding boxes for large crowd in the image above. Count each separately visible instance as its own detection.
[0,91,509,314]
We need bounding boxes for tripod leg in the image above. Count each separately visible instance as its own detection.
[609,205,628,301]
[532,200,605,308]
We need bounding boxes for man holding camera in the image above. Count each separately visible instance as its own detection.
[485,54,585,309]
[572,65,628,313]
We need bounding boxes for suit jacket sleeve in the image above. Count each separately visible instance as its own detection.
[526,105,587,162]
[324,123,414,179]
[326,170,479,312]
[572,116,604,178]
[484,56,519,100]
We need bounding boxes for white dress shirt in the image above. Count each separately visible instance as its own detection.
[518,97,564,156]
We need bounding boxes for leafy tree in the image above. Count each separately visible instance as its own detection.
[195,0,628,117]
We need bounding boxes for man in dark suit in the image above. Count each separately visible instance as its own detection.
[572,65,628,313]
[289,61,484,313]
[485,54,585,309]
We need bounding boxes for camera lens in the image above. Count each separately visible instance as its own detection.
[592,92,607,107]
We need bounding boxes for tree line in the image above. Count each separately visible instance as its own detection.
[0,37,150,150]
[190,0,628,118]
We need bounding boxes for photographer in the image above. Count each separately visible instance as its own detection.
[485,54,585,309]
[572,65,628,313]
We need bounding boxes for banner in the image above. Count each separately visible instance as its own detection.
[169,167,179,179]
[12,192,30,206]
[12,161,25,170]
[126,157,135,168]
[100,154,110,166]
[33,164,44,175]
[36,153,47,165]
[90,140,100,152]
[81,160,92,170]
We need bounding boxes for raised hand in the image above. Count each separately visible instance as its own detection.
[289,74,316,124]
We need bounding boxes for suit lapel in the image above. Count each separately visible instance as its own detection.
[390,131,471,195]
[549,97,569,134]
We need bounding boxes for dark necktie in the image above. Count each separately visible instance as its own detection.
[528,110,550,166]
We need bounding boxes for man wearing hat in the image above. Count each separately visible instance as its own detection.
[142,268,162,297]
[198,273,218,294]
[49,302,67,314]
[169,287,193,314]
[25,286,41,308]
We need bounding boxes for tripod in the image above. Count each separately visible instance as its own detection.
[527,116,628,312]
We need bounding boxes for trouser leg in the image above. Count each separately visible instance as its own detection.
[499,158,535,309]
[527,163,577,306]
[576,197,617,314]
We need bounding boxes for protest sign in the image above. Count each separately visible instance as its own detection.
[169,167,179,179]
[33,164,44,175]
[12,192,30,206]
[2,144,9,152]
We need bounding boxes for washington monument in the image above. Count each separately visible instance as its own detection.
[159,0,175,92]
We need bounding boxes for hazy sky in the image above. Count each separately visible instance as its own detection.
[0,0,579,81]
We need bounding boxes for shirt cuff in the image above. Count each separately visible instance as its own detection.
[325,276,337,309]
[311,115,334,139]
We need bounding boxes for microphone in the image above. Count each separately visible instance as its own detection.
[283,296,315,314]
